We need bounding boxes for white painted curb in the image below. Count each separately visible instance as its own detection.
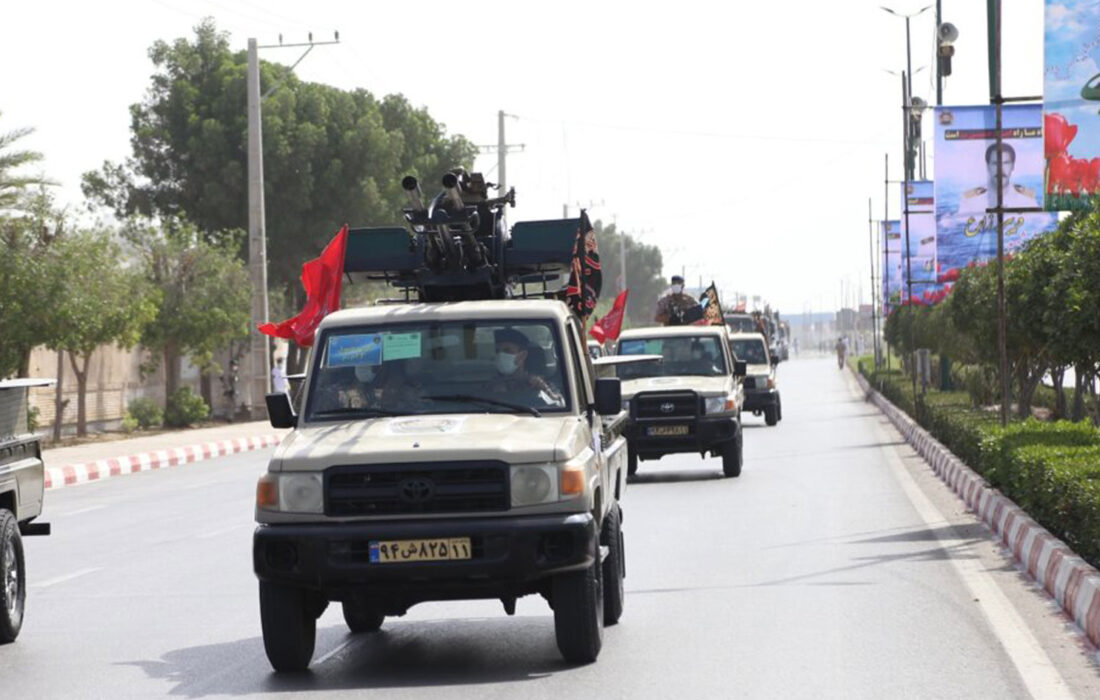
[44,434,283,490]
[852,367,1100,647]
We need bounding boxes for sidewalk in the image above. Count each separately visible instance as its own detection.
[42,421,290,490]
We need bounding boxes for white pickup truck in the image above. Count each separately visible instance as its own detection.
[254,299,628,670]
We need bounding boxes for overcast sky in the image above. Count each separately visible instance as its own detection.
[2,0,1045,315]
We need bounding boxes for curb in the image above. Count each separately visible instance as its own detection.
[851,368,1100,647]
[44,434,283,490]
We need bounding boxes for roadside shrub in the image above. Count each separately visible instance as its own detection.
[120,412,139,433]
[127,397,163,429]
[164,388,209,427]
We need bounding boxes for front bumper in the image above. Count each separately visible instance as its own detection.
[743,389,779,412]
[626,414,738,459]
[253,512,596,608]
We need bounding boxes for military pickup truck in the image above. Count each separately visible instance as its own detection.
[255,300,628,670]
[0,379,53,643]
[615,325,747,478]
[728,332,782,426]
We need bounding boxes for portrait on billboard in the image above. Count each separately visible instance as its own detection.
[933,105,1057,282]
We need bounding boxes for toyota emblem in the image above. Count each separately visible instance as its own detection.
[398,478,435,504]
[660,402,675,413]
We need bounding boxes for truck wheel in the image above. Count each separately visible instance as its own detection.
[553,540,604,663]
[259,581,316,672]
[722,435,742,478]
[0,509,25,644]
[342,601,384,633]
[627,449,638,477]
[601,505,625,626]
[764,405,779,426]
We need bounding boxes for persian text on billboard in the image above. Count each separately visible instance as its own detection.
[900,181,939,303]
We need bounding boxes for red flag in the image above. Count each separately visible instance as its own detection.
[589,289,629,343]
[258,225,348,347]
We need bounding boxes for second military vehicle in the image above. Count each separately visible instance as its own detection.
[729,332,782,426]
[614,325,746,478]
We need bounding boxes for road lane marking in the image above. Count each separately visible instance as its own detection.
[871,411,1074,699]
[315,637,358,665]
[32,567,101,588]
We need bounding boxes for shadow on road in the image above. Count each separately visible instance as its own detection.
[121,617,585,697]
[628,469,725,485]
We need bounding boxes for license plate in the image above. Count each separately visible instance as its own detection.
[369,537,472,564]
[647,424,689,437]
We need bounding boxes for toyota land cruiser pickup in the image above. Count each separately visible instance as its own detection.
[728,332,782,426]
[0,379,53,643]
[255,300,628,670]
[614,325,746,478]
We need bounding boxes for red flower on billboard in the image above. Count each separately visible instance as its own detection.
[1045,112,1077,159]
[1049,152,1075,194]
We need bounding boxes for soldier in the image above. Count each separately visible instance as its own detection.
[492,327,564,407]
[958,142,1039,215]
[654,275,702,325]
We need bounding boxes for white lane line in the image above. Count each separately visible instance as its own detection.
[315,637,358,665]
[872,414,1074,700]
[32,567,102,588]
[60,505,106,517]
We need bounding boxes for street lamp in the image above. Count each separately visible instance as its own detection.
[882,4,932,180]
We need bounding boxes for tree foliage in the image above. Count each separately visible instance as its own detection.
[588,219,665,327]
[82,18,477,303]
[48,230,156,434]
[124,218,251,402]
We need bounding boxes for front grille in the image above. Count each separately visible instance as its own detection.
[634,391,699,419]
[326,462,510,516]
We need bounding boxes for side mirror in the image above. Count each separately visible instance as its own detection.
[594,378,622,416]
[266,392,297,429]
[733,360,747,377]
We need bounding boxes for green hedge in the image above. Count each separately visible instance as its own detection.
[859,364,1100,568]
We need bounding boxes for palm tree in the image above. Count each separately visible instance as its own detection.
[0,110,48,211]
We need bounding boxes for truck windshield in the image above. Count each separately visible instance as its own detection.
[730,339,768,365]
[724,315,758,333]
[616,336,727,379]
[305,320,571,421]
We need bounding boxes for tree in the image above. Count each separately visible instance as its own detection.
[588,219,665,328]
[82,19,477,313]
[0,110,50,212]
[126,219,251,405]
[0,189,66,378]
[48,230,156,435]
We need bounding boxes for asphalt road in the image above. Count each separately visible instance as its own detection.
[3,357,1099,699]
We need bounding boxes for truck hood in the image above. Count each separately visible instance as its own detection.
[272,414,589,470]
[621,375,731,399]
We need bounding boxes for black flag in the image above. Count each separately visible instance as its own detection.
[564,210,602,323]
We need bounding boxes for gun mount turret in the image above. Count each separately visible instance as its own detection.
[346,170,584,304]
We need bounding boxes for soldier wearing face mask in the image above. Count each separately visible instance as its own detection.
[654,275,702,326]
[492,328,563,407]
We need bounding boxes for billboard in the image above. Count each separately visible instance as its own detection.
[933,105,1057,283]
[900,181,939,303]
[881,220,902,313]
[1044,0,1100,211]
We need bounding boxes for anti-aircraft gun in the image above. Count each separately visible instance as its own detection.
[345,168,583,304]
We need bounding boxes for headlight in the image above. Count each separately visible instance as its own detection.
[256,472,324,513]
[704,395,736,414]
[511,465,559,507]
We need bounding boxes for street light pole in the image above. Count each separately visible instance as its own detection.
[246,39,269,420]
[991,0,1010,427]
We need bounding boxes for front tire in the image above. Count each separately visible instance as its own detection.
[260,581,317,672]
[342,601,385,634]
[0,510,25,644]
[764,405,779,426]
[721,434,743,478]
[601,505,625,626]
[553,539,604,663]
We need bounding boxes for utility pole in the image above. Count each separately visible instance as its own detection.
[884,152,891,372]
[479,111,524,218]
[246,33,338,419]
[868,197,880,368]
[992,0,1009,427]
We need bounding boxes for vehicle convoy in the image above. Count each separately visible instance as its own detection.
[614,325,746,478]
[728,332,782,426]
[254,170,628,671]
[0,379,53,643]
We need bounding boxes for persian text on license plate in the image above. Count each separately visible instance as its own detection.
[647,424,689,437]
[369,537,472,564]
